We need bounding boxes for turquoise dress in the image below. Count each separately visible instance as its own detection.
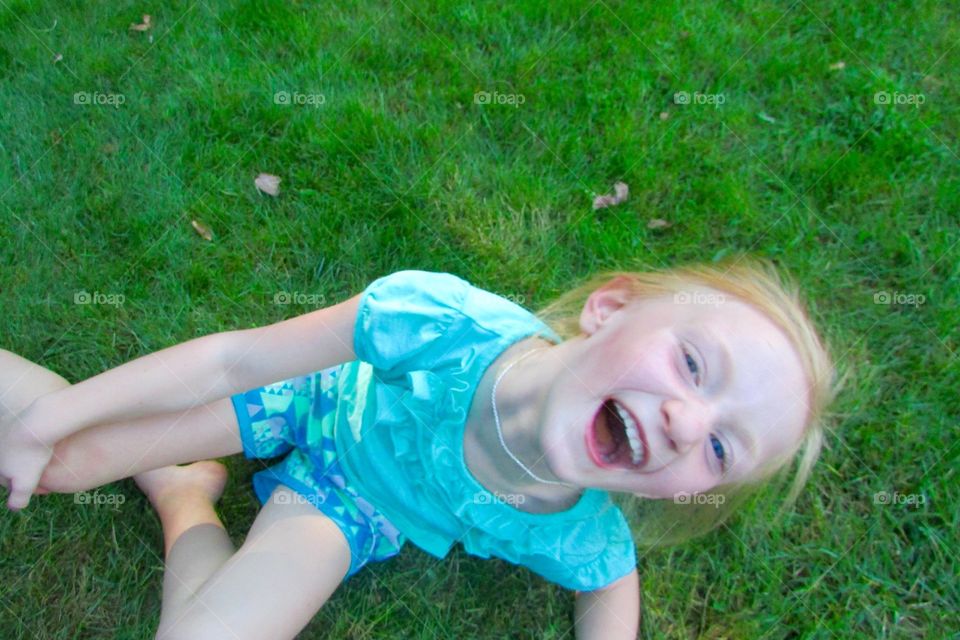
[233,270,637,591]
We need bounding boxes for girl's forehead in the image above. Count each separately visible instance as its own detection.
[645,287,759,326]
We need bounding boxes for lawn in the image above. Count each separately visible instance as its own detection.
[1,0,957,638]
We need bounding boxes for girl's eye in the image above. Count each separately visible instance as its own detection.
[683,348,701,385]
[709,434,726,471]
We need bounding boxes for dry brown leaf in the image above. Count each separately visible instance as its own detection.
[191,219,213,241]
[829,60,846,71]
[255,173,281,196]
[647,218,671,229]
[130,15,152,32]
[593,181,629,210]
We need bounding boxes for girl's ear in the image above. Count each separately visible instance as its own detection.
[579,275,634,335]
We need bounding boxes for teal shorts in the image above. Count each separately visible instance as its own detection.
[230,366,405,578]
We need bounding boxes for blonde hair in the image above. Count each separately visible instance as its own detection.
[531,255,843,547]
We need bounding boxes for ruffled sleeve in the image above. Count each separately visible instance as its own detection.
[518,511,637,591]
[353,270,470,379]
[474,495,638,592]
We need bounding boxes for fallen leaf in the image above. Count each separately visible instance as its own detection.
[659,111,670,121]
[647,218,671,229]
[255,173,281,196]
[129,15,151,32]
[52,53,63,64]
[191,219,213,241]
[592,181,629,210]
[829,60,846,71]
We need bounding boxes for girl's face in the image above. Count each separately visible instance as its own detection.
[538,278,809,498]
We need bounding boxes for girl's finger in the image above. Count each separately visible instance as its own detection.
[7,480,32,511]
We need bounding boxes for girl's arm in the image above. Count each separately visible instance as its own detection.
[2,294,361,509]
[574,568,640,639]
[31,294,362,440]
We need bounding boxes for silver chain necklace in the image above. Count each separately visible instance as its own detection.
[491,345,575,487]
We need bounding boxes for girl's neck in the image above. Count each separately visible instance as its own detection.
[463,337,585,514]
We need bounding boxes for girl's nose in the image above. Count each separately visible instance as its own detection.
[661,397,713,453]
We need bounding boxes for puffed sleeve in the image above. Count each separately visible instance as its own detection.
[353,270,470,379]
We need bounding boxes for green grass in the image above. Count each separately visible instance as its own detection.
[1,0,957,637]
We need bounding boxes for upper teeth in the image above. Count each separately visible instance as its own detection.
[613,401,644,465]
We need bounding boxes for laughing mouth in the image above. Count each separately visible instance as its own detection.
[587,399,648,470]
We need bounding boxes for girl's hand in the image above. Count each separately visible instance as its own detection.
[0,406,56,510]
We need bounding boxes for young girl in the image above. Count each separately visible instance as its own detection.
[0,258,836,639]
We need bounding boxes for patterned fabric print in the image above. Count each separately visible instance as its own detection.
[232,366,405,577]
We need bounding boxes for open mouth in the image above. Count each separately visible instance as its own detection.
[587,399,648,470]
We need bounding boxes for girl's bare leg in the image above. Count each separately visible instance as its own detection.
[137,463,351,640]
[0,349,242,493]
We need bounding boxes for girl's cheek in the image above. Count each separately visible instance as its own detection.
[613,342,673,393]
